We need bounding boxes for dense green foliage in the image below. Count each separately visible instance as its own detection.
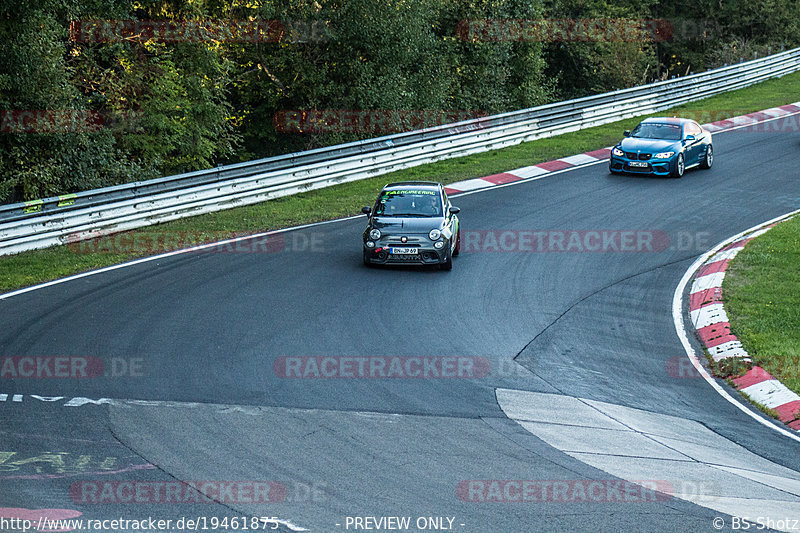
[1,0,798,203]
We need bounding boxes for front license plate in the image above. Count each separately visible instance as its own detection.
[388,247,418,255]
[629,161,648,168]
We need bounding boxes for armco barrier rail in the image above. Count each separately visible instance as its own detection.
[2,47,800,256]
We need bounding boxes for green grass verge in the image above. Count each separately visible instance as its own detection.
[3,71,800,293]
[723,215,800,402]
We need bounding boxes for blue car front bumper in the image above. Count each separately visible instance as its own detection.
[609,154,677,176]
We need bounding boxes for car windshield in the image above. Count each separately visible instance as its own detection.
[630,123,682,140]
[374,189,442,217]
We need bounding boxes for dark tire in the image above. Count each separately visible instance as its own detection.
[440,251,453,271]
[452,229,461,256]
[700,145,713,169]
[671,153,685,178]
[363,250,371,267]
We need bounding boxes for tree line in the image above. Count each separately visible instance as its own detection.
[1,0,797,203]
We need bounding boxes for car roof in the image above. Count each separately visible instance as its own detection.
[640,117,695,126]
[383,181,441,191]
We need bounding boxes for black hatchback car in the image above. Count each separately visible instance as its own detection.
[361,181,460,270]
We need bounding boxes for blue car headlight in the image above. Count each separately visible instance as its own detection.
[369,229,381,240]
[653,151,675,159]
[612,147,624,157]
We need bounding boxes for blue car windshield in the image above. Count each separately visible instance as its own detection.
[630,123,682,140]
[375,190,442,217]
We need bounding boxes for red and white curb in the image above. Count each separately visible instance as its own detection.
[444,149,612,195]
[702,104,800,133]
[686,217,800,432]
[444,102,800,196]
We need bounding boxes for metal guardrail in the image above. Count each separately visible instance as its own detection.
[2,47,800,256]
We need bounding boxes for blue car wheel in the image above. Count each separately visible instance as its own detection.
[670,153,685,178]
[700,145,713,169]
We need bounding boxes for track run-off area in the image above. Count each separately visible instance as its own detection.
[2,111,800,533]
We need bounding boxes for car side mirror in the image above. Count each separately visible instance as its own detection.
[449,206,460,214]
[361,206,371,216]
[684,134,695,141]
[623,130,631,137]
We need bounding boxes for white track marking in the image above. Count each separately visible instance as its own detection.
[740,381,800,410]
[497,389,800,531]
[690,272,725,293]
[0,216,361,301]
[707,340,750,362]
[445,178,493,192]
[507,165,549,178]
[559,153,600,165]
[706,247,743,264]
[690,303,729,329]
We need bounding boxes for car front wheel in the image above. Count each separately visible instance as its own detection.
[452,229,461,256]
[671,153,685,178]
[700,145,713,169]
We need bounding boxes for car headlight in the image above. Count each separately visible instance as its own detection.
[429,229,441,241]
[612,147,624,157]
[365,241,375,248]
[434,241,444,249]
[653,151,675,159]
[369,229,381,240]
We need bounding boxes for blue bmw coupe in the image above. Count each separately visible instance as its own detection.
[609,117,713,178]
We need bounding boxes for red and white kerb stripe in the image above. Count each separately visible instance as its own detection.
[688,224,800,431]
[444,148,612,195]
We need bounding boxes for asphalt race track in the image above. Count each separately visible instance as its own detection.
[2,117,800,533]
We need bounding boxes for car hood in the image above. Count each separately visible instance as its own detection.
[619,137,680,153]
[371,216,444,234]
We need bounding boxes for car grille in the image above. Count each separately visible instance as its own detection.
[385,236,424,245]
[388,254,422,261]
[626,152,651,160]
